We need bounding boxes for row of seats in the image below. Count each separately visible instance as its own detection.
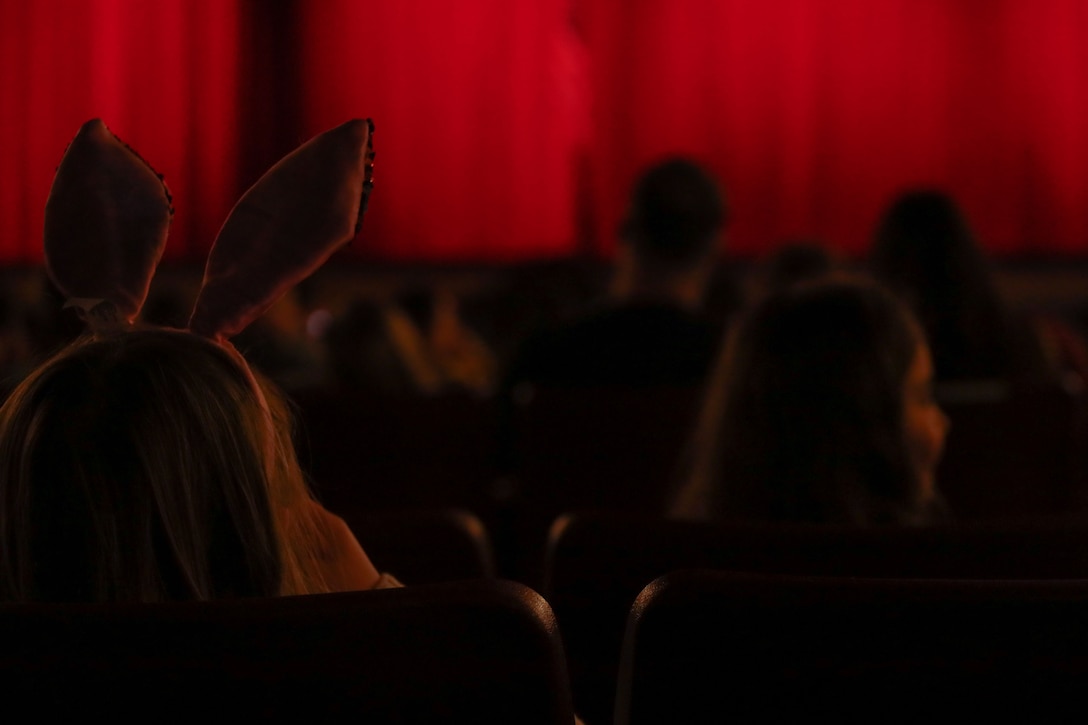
[544,511,1088,723]
[298,381,1088,567]
[5,531,1088,723]
[296,381,1088,514]
[617,570,1088,723]
[0,579,573,722]
[335,507,1088,724]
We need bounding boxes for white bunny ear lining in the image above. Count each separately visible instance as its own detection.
[44,117,375,341]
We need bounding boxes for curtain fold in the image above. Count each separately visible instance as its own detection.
[579,0,1088,258]
[0,0,242,264]
[2,0,1087,263]
[297,0,584,261]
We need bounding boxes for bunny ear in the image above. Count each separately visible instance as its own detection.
[43,119,173,326]
[188,118,375,341]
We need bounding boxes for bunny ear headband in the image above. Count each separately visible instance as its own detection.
[43,117,375,341]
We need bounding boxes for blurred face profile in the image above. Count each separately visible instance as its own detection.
[902,341,949,503]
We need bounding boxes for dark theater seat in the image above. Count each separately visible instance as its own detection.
[0,579,574,724]
[616,570,1088,724]
[339,508,497,584]
[544,511,1088,725]
[292,387,500,515]
[497,384,702,584]
[935,379,1088,519]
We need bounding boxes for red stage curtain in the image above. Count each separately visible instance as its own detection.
[579,0,1088,258]
[0,0,243,264]
[297,0,586,262]
[4,0,1088,263]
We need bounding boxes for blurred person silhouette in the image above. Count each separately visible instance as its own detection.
[672,276,950,526]
[231,287,325,393]
[320,287,496,397]
[870,190,1059,385]
[748,240,843,302]
[493,158,730,584]
[0,117,399,602]
[459,257,605,376]
[320,296,421,395]
[389,286,497,396]
[503,157,730,389]
[0,271,85,394]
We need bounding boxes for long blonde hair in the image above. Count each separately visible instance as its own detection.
[0,328,335,601]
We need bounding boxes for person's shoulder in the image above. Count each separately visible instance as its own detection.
[558,301,711,341]
[308,504,383,592]
[603,302,719,351]
[501,305,618,385]
[503,302,719,388]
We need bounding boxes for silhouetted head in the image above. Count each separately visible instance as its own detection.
[871,190,984,306]
[675,277,948,525]
[620,158,726,272]
[871,189,1049,382]
[752,241,841,300]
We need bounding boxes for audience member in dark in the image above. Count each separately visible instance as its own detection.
[0,117,397,602]
[503,157,730,389]
[0,329,389,601]
[870,190,1053,384]
[672,277,950,526]
[321,296,421,394]
[461,257,606,377]
[423,288,497,395]
[321,288,497,396]
[0,271,84,394]
[231,288,324,393]
[750,240,843,301]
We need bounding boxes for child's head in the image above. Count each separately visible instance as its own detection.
[0,329,286,601]
[678,276,948,525]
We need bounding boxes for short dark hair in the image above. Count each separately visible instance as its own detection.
[620,158,726,267]
[675,276,926,525]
